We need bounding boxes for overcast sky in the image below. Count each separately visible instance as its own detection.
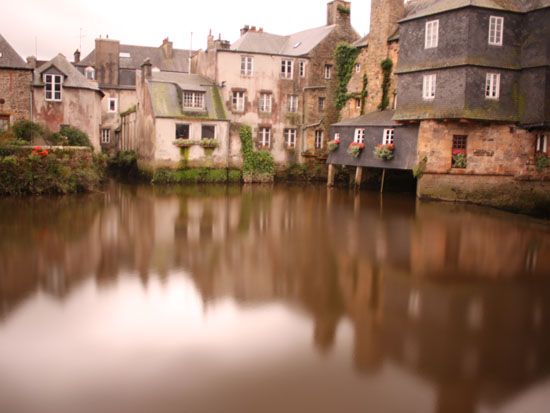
[3,0,371,61]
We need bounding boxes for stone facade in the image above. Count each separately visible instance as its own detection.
[0,69,32,129]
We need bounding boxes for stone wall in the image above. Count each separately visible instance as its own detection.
[0,69,32,124]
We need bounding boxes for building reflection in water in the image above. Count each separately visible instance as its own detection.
[1,183,550,413]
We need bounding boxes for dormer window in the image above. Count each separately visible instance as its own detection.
[85,66,95,80]
[425,20,439,49]
[44,74,63,101]
[489,16,504,46]
[183,91,205,109]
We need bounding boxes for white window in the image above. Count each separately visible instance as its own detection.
[489,16,504,46]
[101,128,111,144]
[324,64,332,80]
[281,59,293,79]
[183,91,205,109]
[536,135,548,153]
[425,20,439,49]
[108,97,118,113]
[259,127,271,148]
[318,97,325,111]
[232,91,245,112]
[284,128,297,148]
[485,73,500,99]
[315,130,324,149]
[299,61,306,78]
[354,129,365,144]
[383,129,395,145]
[422,74,437,100]
[288,95,298,113]
[259,93,272,113]
[334,133,340,141]
[85,66,95,80]
[241,56,253,76]
[355,63,361,73]
[44,74,62,101]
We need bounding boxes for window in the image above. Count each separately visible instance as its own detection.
[202,125,215,139]
[354,129,365,144]
[281,59,293,79]
[85,66,95,80]
[422,74,436,100]
[334,133,340,141]
[425,20,439,49]
[299,61,306,78]
[536,135,548,154]
[315,130,324,149]
[485,73,500,99]
[452,135,467,168]
[119,52,131,58]
[489,16,504,46]
[288,95,298,113]
[355,63,361,73]
[108,97,118,113]
[183,91,205,109]
[355,98,361,109]
[383,129,395,145]
[259,93,272,113]
[44,74,62,101]
[101,128,111,144]
[0,115,9,132]
[259,127,271,148]
[324,64,332,79]
[284,128,297,148]
[241,56,253,76]
[232,91,245,112]
[318,97,326,111]
[176,124,190,139]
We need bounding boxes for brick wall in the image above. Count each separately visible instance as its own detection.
[0,69,32,124]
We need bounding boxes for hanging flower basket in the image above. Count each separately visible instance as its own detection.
[328,139,340,153]
[347,142,365,158]
[374,144,394,160]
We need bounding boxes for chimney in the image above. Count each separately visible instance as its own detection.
[74,49,81,63]
[207,29,215,50]
[26,56,37,69]
[161,37,173,59]
[141,58,152,81]
[95,37,120,86]
[240,25,250,36]
[327,0,352,26]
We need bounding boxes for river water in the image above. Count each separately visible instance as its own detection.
[1,183,549,413]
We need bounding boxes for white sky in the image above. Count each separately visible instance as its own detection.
[3,0,371,61]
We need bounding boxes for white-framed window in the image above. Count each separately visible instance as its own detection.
[259,127,271,148]
[299,61,306,78]
[288,95,298,113]
[425,20,439,49]
[101,128,111,144]
[383,129,395,145]
[108,97,118,113]
[489,16,504,46]
[354,128,365,144]
[183,91,205,109]
[318,97,325,111]
[355,98,361,109]
[422,74,437,100]
[536,135,548,154]
[259,93,272,113]
[315,130,324,149]
[44,74,62,101]
[241,56,253,76]
[355,63,361,73]
[232,91,245,112]
[485,73,500,99]
[284,128,297,148]
[0,115,10,133]
[85,66,95,80]
[176,123,190,139]
[281,59,293,79]
[334,133,340,141]
[324,64,332,80]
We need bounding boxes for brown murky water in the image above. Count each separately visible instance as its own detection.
[1,183,550,413]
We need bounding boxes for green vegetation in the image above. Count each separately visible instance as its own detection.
[276,163,326,182]
[536,154,548,172]
[334,43,360,111]
[120,105,137,117]
[58,125,92,147]
[10,120,47,143]
[337,4,351,15]
[152,168,242,184]
[107,150,140,180]
[359,74,368,115]
[452,153,467,169]
[2,120,92,147]
[212,87,227,119]
[240,125,275,183]
[413,156,428,179]
[378,58,393,111]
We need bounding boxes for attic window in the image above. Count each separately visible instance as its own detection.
[85,66,95,80]
[183,91,205,109]
[119,52,131,58]
[44,74,63,101]
[293,42,302,49]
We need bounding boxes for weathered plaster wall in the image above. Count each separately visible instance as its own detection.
[0,69,32,124]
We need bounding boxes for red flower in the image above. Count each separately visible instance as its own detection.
[39,150,49,157]
[387,144,395,150]
[33,146,42,151]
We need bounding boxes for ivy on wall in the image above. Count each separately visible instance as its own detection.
[337,4,351,15]
[239,125,275,183]
[378,58,393,111]
[360,74,368,115]
[334,43,360,111]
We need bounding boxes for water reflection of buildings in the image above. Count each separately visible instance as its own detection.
[1,185,550,412]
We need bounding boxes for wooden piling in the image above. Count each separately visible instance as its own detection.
[354,166,363,189]
[327,164,335,187]
[380,168,386,193]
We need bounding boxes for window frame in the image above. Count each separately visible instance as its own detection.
[354,128,365,144]
[0,115,10,133]
[175,123,190,140]
[536,135,548,154]
[259,127,271,148]
[85,66,95,80]
[485,73,500,100]
[259,92,273,113]
[452,134,468,169]
[108,97,118,113]
[383,129,395,145]
[44,74,63,102]
[422,74,437,100]
[299,61,306,78]
[232,91,246,112]
[241,56,254,77]
[488,16,504,46]
[183,91,205,109]
[101,128,111,144]
[318,97,326,111]
[315,130,324,149]
[425,20,439,49]
[288,95,298,113]
[201,125,216,140]
[284,128,297,148]
[355,63,361,73]
[324,64,332,80]
[281,59,293,79]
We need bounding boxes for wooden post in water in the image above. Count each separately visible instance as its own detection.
[354,166,363,189]
[327,164,335,187]
[380,168,386,193]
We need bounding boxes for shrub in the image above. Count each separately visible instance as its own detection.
[240,125,275,182]
[59,125,91,147]
[11,120,46,143]
[373,144,395,160]
[536,154,548,172]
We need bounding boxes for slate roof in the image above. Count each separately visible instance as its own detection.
[231,25,337,56]
[148,72,227,120]
[34,54,102,93]
[402,0,550,21]
[353,34,369,48]
[0,34,30,70]
[79,44,191,72]
[333,110,398,127]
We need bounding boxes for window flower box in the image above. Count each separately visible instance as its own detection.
[200,139,219,149]
[374,143,394,160]
[173,139,195,148]
[347,142,365,158]
[328,139,340,153]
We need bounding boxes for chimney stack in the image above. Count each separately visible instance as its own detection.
[161,37,173,59]
[74,49,81,63]
[26,56,37,69]
[327,0,352,26]
[240,25,250,36]
[141,58,152,81]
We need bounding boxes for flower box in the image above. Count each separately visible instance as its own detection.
[374,144,394,160]
[328,139,340,153]
[199,139,219,149]
[173,139,195,148]
[347,142,365,158]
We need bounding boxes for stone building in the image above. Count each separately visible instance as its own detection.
[77,38,191,151]
[0,34,32,134]
[134,61,229,168]
[193,0,359,167]
[31,54,104,151]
